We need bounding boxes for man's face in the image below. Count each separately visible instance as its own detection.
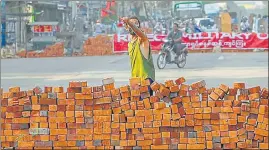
[127,18,140,36]
[173,24,178,31]
[127,19,139,27]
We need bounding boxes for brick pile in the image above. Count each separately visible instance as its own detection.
[83,35,113,56]
[1,78,268,149]
[16,43,64,58]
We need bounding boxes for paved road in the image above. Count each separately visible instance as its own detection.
[1,53,268,91]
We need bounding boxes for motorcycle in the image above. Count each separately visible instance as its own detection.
[157,39,188,69]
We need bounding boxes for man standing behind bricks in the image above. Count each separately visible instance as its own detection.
[121,16,155,96]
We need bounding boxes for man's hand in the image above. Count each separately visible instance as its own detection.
[121,17,129,23]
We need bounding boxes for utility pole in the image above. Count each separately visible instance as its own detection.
[0,1,2,49]
[86,1,89,33]
[24,2,28,55]
[1,0,6,47]
[19,1,22,47]
[122,1,124,17]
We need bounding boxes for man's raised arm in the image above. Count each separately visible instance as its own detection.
[122,17,148,41]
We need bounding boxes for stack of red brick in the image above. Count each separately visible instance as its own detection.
[83,35,113,56]
[16,43,64,58]
[0,77,268,149]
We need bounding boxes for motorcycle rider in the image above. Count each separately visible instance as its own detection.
[167,23,185,56]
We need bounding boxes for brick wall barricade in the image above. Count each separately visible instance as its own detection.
[0,78,268,149]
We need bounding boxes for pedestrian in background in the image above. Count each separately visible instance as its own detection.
[94,20,104,36]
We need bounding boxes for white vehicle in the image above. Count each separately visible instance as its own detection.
[194,18,218,32]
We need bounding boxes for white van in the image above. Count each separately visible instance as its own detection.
[194,18,218,32]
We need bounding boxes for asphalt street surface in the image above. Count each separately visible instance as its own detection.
[1,53,268,91]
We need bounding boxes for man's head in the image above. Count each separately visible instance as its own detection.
[129,16,141,27]
[127,16,141,36]
[173,23,179,31]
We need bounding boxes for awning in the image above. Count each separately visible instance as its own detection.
[28,22,59,26]
[32,36,57,42]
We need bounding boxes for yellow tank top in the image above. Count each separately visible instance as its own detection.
[128,38,155,81]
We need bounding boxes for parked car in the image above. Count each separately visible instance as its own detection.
[194,18,218,32]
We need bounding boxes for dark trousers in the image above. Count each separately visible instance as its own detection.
[147,78,154,96]
[173,43,186,55]
[140,78,154,101]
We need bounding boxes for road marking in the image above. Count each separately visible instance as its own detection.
[109,56,127,64]
[1,67,268,82]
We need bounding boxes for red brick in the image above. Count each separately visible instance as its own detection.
[178,144,187,149]
[187,144,205,149]
[248,93,260,100]
[260,99,268,105]
[209,92,219,101]
[248,86,261,94]
[178,90,188,96]
[237,95,249,101]
[154,102,166,110]
[143,98,151,109]
[229,88,238,96]
[140,86,149,93]
[180,84,189,91]
[259,105,268,115]
[191,95,200,102]
[129,77,141,86]
[119,85,129,93]
[171,105,178,113]
[175,77,186,85]
[57,93,66,99]
[151,145,169,149]
[39,99,56,105]
[219,84,229,93]
[237,142,247,148]
[214,88,225,98]
[150,82,160,91]
[121,91,130,99]
[234,82,245,89]
[159,84,170,97]
[131,89,140,97]
[254,128,268,136]
[170,85,179,92]
[171,97,182,104]
[260,143,269,149]
[190,80,205,90]
[164,80,174,87]
[261,88,268,98]
[223,143,236,149]
[150,96,160,103]
[198,87,207,94]
[181,96,190,103]
[111,88,120,96]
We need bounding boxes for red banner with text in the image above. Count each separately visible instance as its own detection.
[113,32,268,53]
